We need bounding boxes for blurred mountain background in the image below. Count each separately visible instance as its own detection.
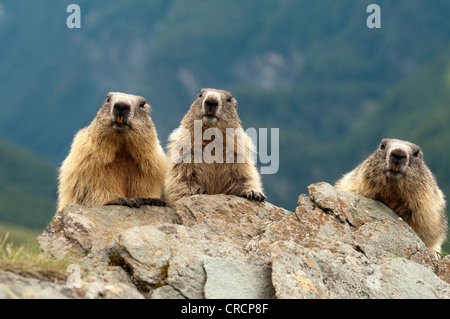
[0,0,449,251]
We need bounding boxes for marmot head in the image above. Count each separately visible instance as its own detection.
[95,92,153,134]
[183,88,241,129]
[370,138,425,182]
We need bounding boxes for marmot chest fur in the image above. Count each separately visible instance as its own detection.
[57,92,167,211]
[164,88,265,205]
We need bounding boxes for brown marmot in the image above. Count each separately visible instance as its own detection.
[164,88,265,205]
[57,92,167,211]
[335,138,447,255]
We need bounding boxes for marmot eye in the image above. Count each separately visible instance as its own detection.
[106,96,111,102]
[139,100,146,107]
[227,96,232,102]
[413,150,420,157]
[198,92,203,98]
[380,143,386,150]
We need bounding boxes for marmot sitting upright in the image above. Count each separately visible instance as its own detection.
[164,88,265,205]
[335,138,447,254]
[57,92,167,211]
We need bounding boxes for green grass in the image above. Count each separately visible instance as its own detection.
[0,222,42,249]
[0,222,71,279]
[0,233,71,280]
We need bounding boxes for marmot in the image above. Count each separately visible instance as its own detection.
[164,88,265,205]
[335,138,447,254]
[57,92,167,211]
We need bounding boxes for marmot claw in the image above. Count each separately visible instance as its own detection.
[107,197,166,208]
[242,190,266,202]
[190,187,207,196]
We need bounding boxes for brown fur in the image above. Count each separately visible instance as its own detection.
[335,138,447,255]
[164,88,265,205]
[57,92,167,211]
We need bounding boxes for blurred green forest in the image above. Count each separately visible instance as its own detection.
[0,139,56,230]
[0,1,449,250]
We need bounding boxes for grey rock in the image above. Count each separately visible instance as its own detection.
[379,258,450,299]
[6,182,447,299]
[268,239,448,299]
[117,223,250,299]
[37,203,180,261]
[78,264,145,299]
[203,257,275,299]
[269,240,376,299]
[438,256,450,284]
[151,285,186,299]
[0,272,73,299]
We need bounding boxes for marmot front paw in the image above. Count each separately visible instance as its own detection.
[189,186,208,196]
[138,198,167,207]
[242,190,266,202]
[107,198,166,208]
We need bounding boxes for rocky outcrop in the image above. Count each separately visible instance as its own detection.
[2,182,450,299]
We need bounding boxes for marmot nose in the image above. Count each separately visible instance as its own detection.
[204,99,219,108]
[114,102,131,113]
[390,149,407,162]
[204,98,219,115]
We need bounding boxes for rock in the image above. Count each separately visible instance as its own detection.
[0,266,145,299]
[203,257,275,299]
[378,258,450,299]
[438,256,450,284]
[173,194,288,249]
[117,222,266,299]
[5,182,449,299]
[268,240,449,299]
[151,285,185,299]
[37,203,180,261]
[77,264,145,299]
[0,272,72,299]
